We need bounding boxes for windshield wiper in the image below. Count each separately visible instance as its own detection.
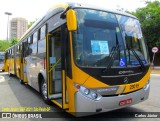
[102,33,120,73]
[125,37,145,71]
[130,48,145,71]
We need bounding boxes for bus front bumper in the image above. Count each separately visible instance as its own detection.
[74,83,149,116]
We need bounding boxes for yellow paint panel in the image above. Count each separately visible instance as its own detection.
[62,70,69,109]
[83,76,108,88]
[16,57,21,78]
[51,100,62,108]
[134,33,137,42]
[4,59,9,72]
[9,58,15,74]
[124,68,150,93]
[72,66,90,85]
[66,77,76,112]
[66,9,77,31]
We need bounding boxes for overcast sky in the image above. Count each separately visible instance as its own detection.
[0,0,153,40]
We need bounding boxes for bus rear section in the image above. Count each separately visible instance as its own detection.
[5,47,16,75]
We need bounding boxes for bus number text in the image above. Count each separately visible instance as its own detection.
[130,84,139,90]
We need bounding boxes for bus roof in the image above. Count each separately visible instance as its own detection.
[68,2,137,19]
[6,2,137,52]
[19,2,137,41]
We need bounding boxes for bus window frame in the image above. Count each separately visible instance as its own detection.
[33,31,38,43]
[37,24,47,54]
[28,35,33,45]
[40,25,46,40]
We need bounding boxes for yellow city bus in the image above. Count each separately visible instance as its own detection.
[4,3,150,116]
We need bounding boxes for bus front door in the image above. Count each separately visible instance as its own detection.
[46,27,68,109]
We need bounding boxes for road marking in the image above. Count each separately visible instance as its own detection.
[0,76,5,83]
[0,72,8,75]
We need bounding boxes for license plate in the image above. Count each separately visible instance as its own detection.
[119,98,132,106]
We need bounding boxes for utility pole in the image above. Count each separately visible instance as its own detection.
[4,12,12,41]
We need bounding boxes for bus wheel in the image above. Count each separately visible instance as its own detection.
[20,79,24,84]
[40,78,52,105]
[9,72,12,77]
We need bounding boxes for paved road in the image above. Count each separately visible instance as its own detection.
[0,72,159,121]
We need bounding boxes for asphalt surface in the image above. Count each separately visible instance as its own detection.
[0,72,159,121]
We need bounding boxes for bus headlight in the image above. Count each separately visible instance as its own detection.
[91,92,98,99]
[143,80,150,91]
[84,88,90,95]
[75,84,101,101]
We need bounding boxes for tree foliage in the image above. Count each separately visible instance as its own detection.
[0,38,19,51]
[131,1,160,48]
[0,40,10,51]
[131,1,160,65]
[10,37,19,47]
[28,20,37,29]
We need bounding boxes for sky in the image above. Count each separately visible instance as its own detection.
[0,0,151,40]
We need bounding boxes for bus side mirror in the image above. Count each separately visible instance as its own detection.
[66,9,77,31]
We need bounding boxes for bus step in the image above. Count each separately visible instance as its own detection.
[49,93,62,100]
[55,68,61,71]
[53,78,61,81]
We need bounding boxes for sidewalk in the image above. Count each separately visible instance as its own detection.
[151,66,160,74]
[0,76,5,82]
[152,66,160,70]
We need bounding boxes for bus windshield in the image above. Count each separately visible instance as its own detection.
[116,15,149,66]
[73,9,149,68]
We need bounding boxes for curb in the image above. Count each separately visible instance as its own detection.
[150,74,160,76]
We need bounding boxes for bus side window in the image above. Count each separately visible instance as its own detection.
[40,25,46,40]
[32,32,38,55]
[16,46,19,57]
[28,37,31,45]
[11,49,12,56]
[22,39,29,57]
[6,51,8,59]
[27,35,33,55]
[38,25,46,54]
[10,50,11,58]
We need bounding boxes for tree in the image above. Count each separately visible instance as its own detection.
[28,19,37,29]
[10,38,19,46]
[0,40,11,51]
[131,1,160,65]
[131,1,160,48]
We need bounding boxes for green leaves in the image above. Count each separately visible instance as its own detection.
[28,19,37,29]
[0,38,19,51]
[10,37,19,46]
[132,1,160,48]
[0,40,10,51]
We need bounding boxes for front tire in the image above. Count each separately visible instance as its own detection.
[40,78,52,105]
[20,79,24,84]
[9,72,12,77]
